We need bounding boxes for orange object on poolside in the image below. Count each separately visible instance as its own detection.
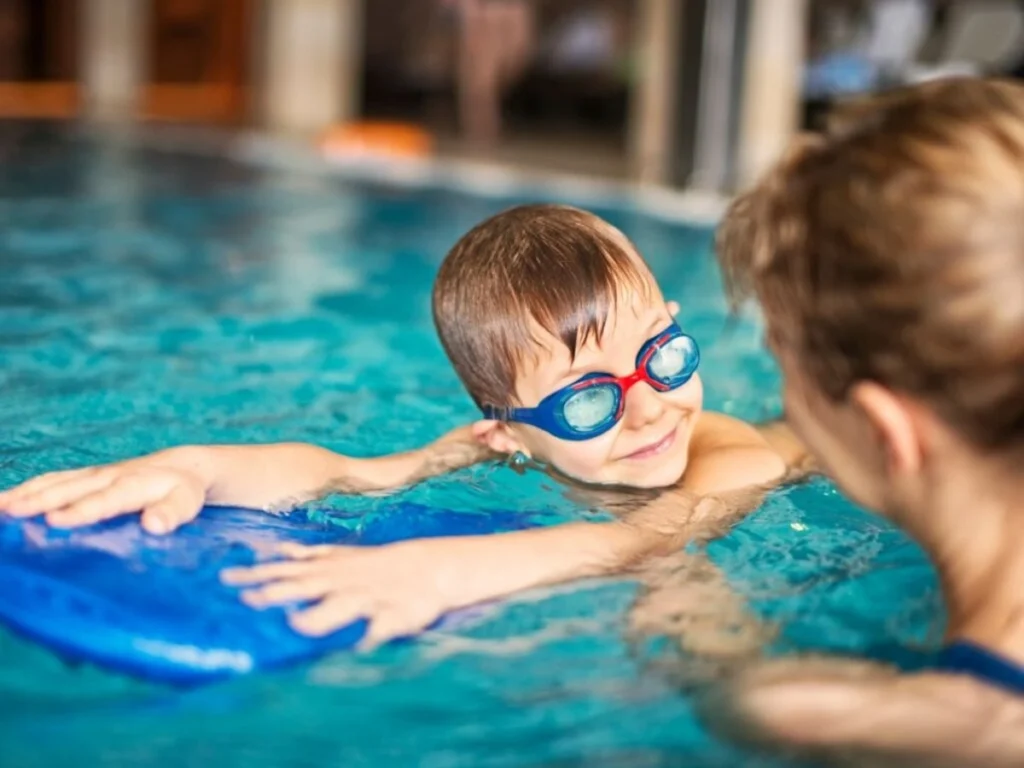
[319,121,434,159]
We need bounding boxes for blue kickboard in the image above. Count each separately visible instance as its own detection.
[0,503,537,684]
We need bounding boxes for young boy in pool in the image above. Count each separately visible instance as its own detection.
[0,204,810,646]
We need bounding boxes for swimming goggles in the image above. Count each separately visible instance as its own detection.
[482,322,700,441]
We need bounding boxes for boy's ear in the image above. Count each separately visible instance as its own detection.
[667,300,680,317]
[471,420,527,457]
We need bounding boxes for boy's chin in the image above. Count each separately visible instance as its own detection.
[622,459,688,489]
[542,453,688,491]
[578,458,688,490]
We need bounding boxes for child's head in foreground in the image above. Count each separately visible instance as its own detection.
[433,204,703,489]
[718,77,1024,515]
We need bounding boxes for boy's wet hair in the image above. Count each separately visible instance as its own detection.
[433,204,652,409]
[719,77,1024,451]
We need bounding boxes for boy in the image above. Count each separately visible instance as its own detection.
[0,205,810,647]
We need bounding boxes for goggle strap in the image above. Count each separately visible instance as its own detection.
[482,405,533,422]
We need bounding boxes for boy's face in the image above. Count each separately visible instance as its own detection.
[498,277,703,489]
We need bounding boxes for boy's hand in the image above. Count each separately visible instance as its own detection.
[222,521,645,647]
[221,539,470,647]
[0,453,206,534]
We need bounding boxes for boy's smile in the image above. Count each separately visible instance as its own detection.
[623,426,677,461]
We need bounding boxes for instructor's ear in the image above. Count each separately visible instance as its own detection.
[849,383,922,475]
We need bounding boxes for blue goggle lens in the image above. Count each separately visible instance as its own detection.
[647,334,699,385]
[562,384,618,432]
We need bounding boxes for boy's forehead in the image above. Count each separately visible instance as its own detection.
[596,291,666,339]
[516,288,669,374]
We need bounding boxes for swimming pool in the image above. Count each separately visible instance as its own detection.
[0,124,942,767]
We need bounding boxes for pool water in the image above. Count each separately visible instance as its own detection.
[0,125,942,767]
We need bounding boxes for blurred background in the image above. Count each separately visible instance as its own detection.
[2,0,1023,194]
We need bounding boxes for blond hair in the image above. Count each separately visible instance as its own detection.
[719,78,1024,450]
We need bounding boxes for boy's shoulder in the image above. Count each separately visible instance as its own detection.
[691,410,770,453]
[686,411,786,494]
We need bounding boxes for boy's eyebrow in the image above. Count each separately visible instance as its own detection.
[645,313,670,334]
[547,309,675,386]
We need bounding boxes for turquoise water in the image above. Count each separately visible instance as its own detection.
[0,125,941,767]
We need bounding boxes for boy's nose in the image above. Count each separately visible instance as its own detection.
[622,382,664,430]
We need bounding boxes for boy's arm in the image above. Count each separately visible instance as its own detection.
[0,425,492,533]
[225,412,806,645]
[194,426,495,506]
[224,484,768,645]
[224,507,689,644]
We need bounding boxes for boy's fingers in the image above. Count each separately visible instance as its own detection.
[140,486,202,535]
[5,469,117,517]
[241,575,332,607]
[288,594,373,637]
[44,475,156,528]
[0,468,97,513]
[221,559,313,586]
[358,608,427,650]
[276,543,344,559]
